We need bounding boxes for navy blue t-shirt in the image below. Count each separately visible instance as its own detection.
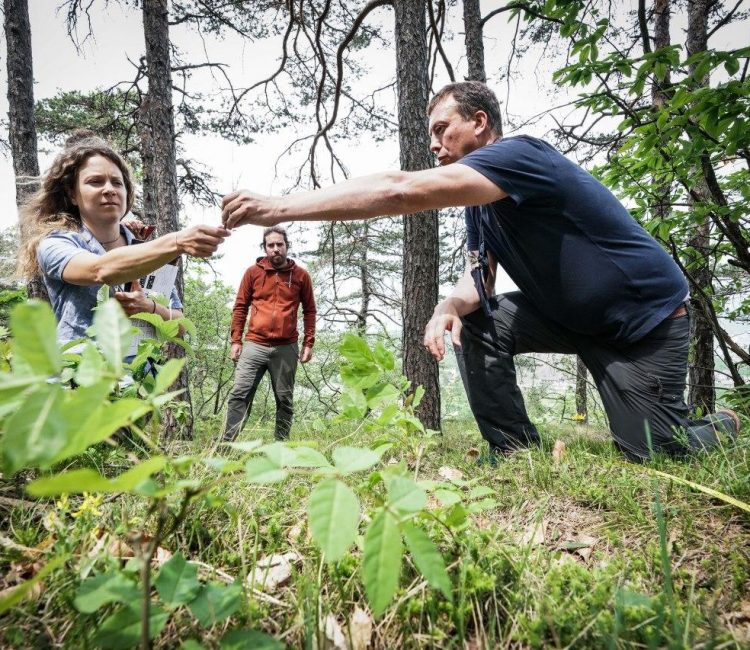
[459,135,688,343]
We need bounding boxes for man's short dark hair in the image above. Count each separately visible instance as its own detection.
[428,81,502,136]
[262,225,289,249]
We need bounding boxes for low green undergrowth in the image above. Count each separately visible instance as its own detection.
[1,299,749,649]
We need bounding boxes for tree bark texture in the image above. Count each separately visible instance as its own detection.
[685,0,714,414]
[4,0,47,300]
[142,0,192,437]
[395,0,441,431]
[462,0,486,82]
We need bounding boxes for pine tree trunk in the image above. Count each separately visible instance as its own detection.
[4,0,47,301]
[462,0,486,82]
[686,0,715,414]
[395,0,441,431]
[575,356,588,423]
[142,0,193,437]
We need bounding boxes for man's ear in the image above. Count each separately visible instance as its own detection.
[473,110,489,136]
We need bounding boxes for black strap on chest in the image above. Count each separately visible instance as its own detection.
[468,215,498,318]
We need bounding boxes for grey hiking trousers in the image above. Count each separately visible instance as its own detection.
[455,292,733,461]
[223,341,298,442]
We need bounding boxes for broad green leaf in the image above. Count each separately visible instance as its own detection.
[411,386,425,409]
[386,476,427,515]
[308,479,360,561]
[220,630,283,650]
[362,509,402,617]
[28,456,167,496]
[152,358,186,396]
[0,554,67,615]
[155,552,201,607]
[339,388,368,419]
[223,439,263,453]
[288,446,331,469]
[373,342,395,370]
[92,299,135,375]
[93,603,169,649]
[9,301,61,376]
[338,333,374,364]
[1,384,66,475]
[75,343,109,387]
[244,456,288,484]
[340,363,381,389]
[402,522,452,599]
[202,458,243,474]
[365,383,399,409]
[188,582,242,627]
[74,572,140,613]
[332,446,384,475]
[54,398,151,463]
[259,442,303,467]
[0,374,48,401]
[434,489,461,507]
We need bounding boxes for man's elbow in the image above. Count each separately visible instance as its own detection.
[380,171,424,215]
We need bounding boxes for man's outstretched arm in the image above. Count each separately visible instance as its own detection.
[221,164,507,229]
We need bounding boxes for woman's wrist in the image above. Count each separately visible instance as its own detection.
[151,298,157,313]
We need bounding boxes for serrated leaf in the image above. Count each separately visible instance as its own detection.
[341,363,381,389]
[365,383,399,409]
[93,603,169,649]
[244,456,288,484]
[74,572,140,613]
[155,552,201,607]
[332,446,384,475]
[288,446,331,468]
[339,333,374,364]
[9,301,61,376]
[308,479,360,562]
[220,630,283,650]
[362,509,402,617]
[188,582,242,627]
[402,522,452,599]
[372,342,395,370]
[387,476,427,515]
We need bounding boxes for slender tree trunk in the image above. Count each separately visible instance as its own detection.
[686,0,714,414]
[462,0,486,82]
[395,0,441,431]
[4,0,47,301]
[357,222,371,335]
[142,0,193,437]
[575,356,588,423]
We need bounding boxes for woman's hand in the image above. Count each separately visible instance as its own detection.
[114,279,154,316]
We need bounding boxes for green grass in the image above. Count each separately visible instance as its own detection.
[2,415,749,649]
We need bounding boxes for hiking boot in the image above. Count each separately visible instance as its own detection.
[714,409,741,440]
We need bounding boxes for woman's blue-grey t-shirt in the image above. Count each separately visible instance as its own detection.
[458,135,688,344]
[37,224,183,344]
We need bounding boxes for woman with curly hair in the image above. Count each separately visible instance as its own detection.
[17,137,229,346]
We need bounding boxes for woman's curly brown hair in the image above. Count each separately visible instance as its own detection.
[17,139,135,280]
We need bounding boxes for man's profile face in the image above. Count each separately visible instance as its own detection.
[428,96,484,166]
[264,232,288,269]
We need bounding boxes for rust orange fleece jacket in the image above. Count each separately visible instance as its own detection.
[230,257,316,348]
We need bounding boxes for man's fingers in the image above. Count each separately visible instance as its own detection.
[221,191,239,208]
[451,319,463,348]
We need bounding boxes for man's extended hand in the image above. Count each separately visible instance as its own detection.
[176,225,230,257]
[230,342,243,363]
[423,301,463,362]
[300,346,313,364]
[221,190,281,230]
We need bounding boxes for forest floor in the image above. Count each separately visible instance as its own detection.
[1,415,749,649]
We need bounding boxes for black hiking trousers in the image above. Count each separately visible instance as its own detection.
[455,291,731,461]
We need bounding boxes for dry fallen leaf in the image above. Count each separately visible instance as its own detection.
[466,447,481,461]
[520,519,547,546]
[438,466,464,482]
[323,614,347,650]
[552,440,566,466]
[107,538,135,560]
[350,606,373,650]
[250,551,301,593]
[153,546,173,568]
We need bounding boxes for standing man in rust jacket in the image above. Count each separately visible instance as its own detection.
[223,226,316,441]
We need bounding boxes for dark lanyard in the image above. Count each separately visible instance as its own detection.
[469,214,498,317]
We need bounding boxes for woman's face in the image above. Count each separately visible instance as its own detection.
[72,154,128,225]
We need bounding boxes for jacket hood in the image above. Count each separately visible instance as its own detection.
[255,256,296,272]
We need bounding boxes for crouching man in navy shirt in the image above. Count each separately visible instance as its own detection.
[220,81,740,462]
